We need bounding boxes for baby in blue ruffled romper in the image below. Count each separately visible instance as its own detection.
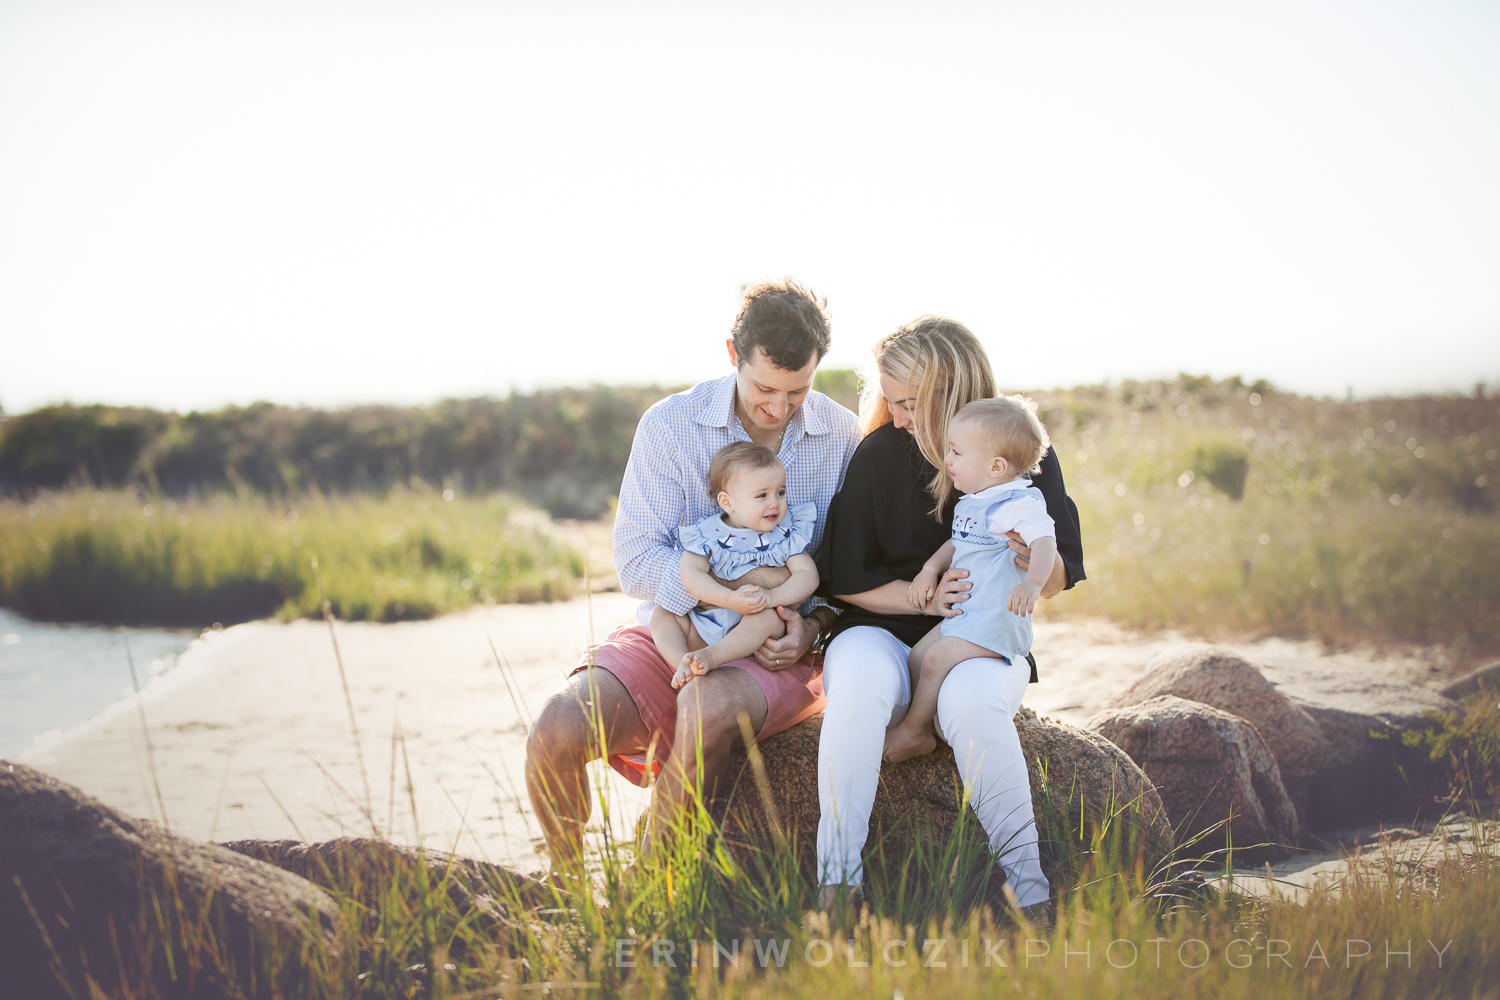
[882,395,1060,764]
[649,441,820,690]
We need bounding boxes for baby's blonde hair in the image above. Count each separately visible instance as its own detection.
[952,395,1051,476]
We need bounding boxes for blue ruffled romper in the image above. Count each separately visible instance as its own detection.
[677,501,817,645]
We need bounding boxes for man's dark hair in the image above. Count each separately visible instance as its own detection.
[730,279,830,372]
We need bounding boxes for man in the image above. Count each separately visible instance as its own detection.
[525,279,859,874]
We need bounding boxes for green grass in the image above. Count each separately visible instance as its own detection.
[26,696,1500,999]
[1030,378,1500,654]
[0,488,583,626]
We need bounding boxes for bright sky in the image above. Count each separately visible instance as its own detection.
[2,0,1497,414]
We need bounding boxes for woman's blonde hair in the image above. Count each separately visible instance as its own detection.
[858,316,997,518]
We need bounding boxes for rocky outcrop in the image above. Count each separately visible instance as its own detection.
[1087,695,1300,863]
[1280,679,1463,831]
[712,708,1175,901]
[221,838,552,946]
[1440,661,1500,701]
[1107,645,1327,830]
[1,761,340,1000]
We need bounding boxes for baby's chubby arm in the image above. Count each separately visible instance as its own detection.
[1007,535,1057,617]
[909,540,955,610]
[760,552,819,609]
[680,552,769,615]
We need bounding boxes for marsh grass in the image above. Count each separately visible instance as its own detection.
[0,487,583,626]
[24,599,1500,998]
[40,724,1498,998]
[1030,378,1500,654]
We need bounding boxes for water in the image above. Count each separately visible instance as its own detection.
[0,607,198,759]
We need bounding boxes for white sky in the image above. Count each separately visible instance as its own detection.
[2,0,1498,414]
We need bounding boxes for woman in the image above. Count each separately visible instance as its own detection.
[812,316,1086,915]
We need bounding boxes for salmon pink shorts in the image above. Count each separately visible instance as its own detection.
[571,625,825,788]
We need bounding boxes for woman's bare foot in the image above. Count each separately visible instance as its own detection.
[881,723,937,763]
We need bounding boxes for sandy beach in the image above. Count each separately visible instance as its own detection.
[19,593,1450,877]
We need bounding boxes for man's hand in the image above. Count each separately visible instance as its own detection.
[729,584,769,615]
[1004,530,1067,599]
[754,606,816,671]
[1007,580,1042,617]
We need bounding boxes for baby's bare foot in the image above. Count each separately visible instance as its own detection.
[675,651,714,688]
[882,724,937,764]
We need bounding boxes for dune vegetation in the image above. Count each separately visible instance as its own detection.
[1,374,1496,652]
[1024,378,1498,655]
[0,488,582,626]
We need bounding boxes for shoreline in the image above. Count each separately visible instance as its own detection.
[19,624,249,760]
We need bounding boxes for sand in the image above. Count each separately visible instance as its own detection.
[20,594,1453,881]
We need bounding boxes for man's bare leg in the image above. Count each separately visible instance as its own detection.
[883,635,1000,763]
[525,666,653,875]
[639,665,768,859]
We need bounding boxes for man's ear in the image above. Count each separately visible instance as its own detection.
[726,338,739,368]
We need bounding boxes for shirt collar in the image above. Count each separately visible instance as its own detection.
[692,371,829,437]
[969,478,1032,499]
[694,374,738,429]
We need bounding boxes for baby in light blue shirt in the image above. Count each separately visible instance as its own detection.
[883,395,1058,764]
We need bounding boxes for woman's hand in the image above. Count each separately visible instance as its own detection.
[1004,531,1067,599]
[753,606,816,671]
[929,566,971,617]
[908,566,939,612]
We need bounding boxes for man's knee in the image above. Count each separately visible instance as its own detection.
[528,685,594,766]
[674,673,747,747]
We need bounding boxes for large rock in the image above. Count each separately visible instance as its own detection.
[711,708,1175,901]
[1440,660,1500,701]
[1087,695,1300,864]
[1271,671,1463,831]
[1,761,340,1000]
[221,838,551,948]
[1108,645,1328,830]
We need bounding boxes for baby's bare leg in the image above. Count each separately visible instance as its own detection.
[905,623,943,692]
[884,634,1001,763]
[650,606,702,668]
[683,609,786,676]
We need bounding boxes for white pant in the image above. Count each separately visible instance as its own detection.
[815,625,1050,908]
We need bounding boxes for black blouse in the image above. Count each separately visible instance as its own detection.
[814,420,1086,683]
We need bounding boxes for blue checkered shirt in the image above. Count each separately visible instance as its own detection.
[614,373,861,625]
